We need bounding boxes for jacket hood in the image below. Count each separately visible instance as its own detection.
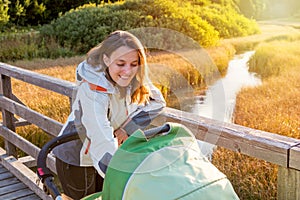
[76,60,116,93]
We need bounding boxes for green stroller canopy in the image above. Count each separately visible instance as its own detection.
[83,122,239,200]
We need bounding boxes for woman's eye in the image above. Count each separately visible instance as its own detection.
[116,63,138,67]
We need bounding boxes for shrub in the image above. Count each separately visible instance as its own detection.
[120,0,220,47]
[0,31,74,61]
[40,0,221,54]
[0,0,10,29]
[198,4,260,38]
[3,0,261,61]
[40,6,143,54]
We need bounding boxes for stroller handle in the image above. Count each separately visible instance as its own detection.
[37,130,80,199]
[144,123,170,138]
[36,124,170,199]
[44,177,62,200]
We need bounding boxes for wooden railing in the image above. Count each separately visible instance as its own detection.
[1,62,300,200]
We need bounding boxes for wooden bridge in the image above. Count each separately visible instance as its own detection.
[0,62,300,200]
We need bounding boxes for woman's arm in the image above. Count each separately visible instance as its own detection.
[122,83,166,135]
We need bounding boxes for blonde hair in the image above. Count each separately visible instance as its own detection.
[86,30,150,105]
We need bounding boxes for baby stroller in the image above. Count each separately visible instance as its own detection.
[37,122,239,200]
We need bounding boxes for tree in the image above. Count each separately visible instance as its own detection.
[0,0,10,28]
[8,0,46,26]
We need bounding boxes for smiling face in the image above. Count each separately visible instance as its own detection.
[104,46,139,87]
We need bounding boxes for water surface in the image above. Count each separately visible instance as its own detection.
[192,51,262,158]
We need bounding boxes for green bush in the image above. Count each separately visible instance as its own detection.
[40,6,143,54]
[0,0,10,29]
[6,0,119,26]
[39,0,260,55]
[0,31,74,62]
[198,4,260,38]
[120,0,220,47]
[40,0,221,54]
[2,0,261,61]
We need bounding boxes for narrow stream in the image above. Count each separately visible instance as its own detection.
[191,51,262,158]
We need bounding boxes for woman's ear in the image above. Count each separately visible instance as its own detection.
[103,54,110,67]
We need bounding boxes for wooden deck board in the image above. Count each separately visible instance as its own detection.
[0,182,28,195]
[18,193,44,200]
[0,171,14,180]
[0,177,19,187]
[0,163,42,200]
[0,148,51,200]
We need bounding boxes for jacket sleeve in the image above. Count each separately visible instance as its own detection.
[77,82,118,177]
[123,82,166,135]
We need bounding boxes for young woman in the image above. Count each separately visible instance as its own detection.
[53,30,166,199]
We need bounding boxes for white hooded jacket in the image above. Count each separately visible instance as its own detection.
[53,61,166,177]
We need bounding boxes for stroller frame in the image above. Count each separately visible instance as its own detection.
[36,124,170,199]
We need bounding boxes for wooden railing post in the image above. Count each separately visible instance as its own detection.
[278,166,300,200]
[69,88,77,113]
[0,74,18,157]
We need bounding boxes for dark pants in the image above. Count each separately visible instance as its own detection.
[56,158,103,200]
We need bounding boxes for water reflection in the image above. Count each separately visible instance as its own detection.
[191,51,262,158]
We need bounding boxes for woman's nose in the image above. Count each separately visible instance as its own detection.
[122,64,132,73]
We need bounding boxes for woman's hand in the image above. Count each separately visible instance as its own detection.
[114,128,128,146]
[62,194,73,200]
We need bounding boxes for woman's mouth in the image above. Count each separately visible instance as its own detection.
[119,75,131,80]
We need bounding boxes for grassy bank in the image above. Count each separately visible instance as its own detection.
[214,22,300,199]
[235,67,300,139]
[218,63,300,200]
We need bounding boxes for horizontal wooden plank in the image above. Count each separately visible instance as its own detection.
[0,188,35,199]
[0,148,52,200]
[0,95,63,136]
[0,165,8,173]
[0,126,56,174]
[18,156,37,168]
[0,168,39,199]
[15,118,31,127]
[0,171,14,180]
[0,182,27,195]
[152,107,300,168]
[0,62,76,97]
[0,177,19,187]
[0,124,41,159]
[290,145,300,170]
[18,193,43,200]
